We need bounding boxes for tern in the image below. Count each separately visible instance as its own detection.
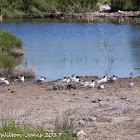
[65,78,71,83]
[70,74,76,81]
[108,75,117,82]
[118,10,124,14]
[61,77,67,82]
[33,76,46,83]
[0,80,9,86]
[98,85,104,89]
[97,76,107,84]
[60,77,71,83]
[0,77,6,82]
[128,80,133,88]
[72,76,79,82]
[79,80,84,84]
[83,80,95,88]
[14,76,24,82]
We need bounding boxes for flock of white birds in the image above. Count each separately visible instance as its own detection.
[0,76,46,86]
[0,74,134,89]
[59,74,133,89]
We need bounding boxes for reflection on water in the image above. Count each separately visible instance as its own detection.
[0,18,140,80]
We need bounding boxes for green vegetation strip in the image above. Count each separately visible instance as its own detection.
[0,119,76,140]
[0,0,140,19]
[0,0,99,18]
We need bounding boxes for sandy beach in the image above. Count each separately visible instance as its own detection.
[0,76,140,140]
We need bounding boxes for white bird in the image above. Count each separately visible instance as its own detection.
[118,10,124,14]
[65,78,71,83]
[72,76,79,82]
[108,75,117,82]
[98,85,104,89]
[128,80,133,88]
[97,76,107,84]
[14,76,24,82]
[60,77,71,83]
[84,81,90,85]
[79,80,90,86]
[83,116,97,122]
[83,80,95,88]
[0,80,9,86]
[79,80,84,85]
[100,12,104,16]
[70,74,76,81]
[33,76,46,83]
[61,77,67,82]
[0,77,6,82]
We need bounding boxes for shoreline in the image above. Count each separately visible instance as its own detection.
[2,11,140,20]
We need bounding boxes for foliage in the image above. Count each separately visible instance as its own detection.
[0,31,23,51]
[0,0,99,18]
[0,51,16,69]
[111,0,140,11]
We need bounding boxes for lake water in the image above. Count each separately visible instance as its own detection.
[0,18,140,81]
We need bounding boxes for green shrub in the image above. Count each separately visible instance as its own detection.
[104,0,111,5]
[30,6,41,17]
[0,31,23,51]
[1,8,14,18]
[0,52,16,69]
[13,10,24,18]
[111,0,140,11]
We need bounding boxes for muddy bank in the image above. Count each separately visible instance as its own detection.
[42,11,140,20]
[0,76,140,139]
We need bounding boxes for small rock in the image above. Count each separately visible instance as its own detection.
[97,99,102,102]
[76,130,86,137]
[92,100,97,103]
[121,97,130,101]
[11,91,16,93]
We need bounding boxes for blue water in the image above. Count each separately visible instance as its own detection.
[0,18,140,81]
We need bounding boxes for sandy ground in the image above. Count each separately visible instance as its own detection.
[0,76,140,140]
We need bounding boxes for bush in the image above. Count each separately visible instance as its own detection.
[13,10,24,18]
[0,31,23,51]
[1,8,14,18]
[30,6,41,17]
[0,52,16,69]
[111,0,140,11]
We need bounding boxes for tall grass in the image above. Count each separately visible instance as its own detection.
[0,119,76,140]
[0,31,23,51]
